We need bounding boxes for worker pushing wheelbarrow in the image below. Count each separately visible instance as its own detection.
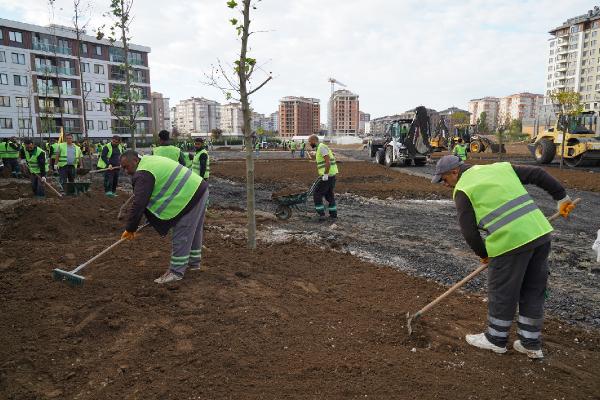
[272,177,321,220]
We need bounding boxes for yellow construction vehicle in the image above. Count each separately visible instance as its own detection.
[430,120,505,153]
[528,111,600,167]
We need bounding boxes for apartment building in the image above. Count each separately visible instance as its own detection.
[219,103,244,135]
[278,96,320,138]
[545,6,600,111]
[270,111,279,133]
[174,97,219,135]
[468,97,499,131]
[358,111,370,135]
[329,89,359,135]
[498,92,543,123]
[151,92,170,135]
[0,18,152,141]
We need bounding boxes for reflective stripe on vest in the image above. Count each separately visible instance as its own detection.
[137,155,202,220]
[453,162,553,257]
[97,143,124,168]
[192,148,210,179]
[24,147,46,174]
[315,143,338,176]
[153,145,181,162]
[57,143,82,167]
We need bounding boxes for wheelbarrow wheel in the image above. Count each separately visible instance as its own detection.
[275,205,292,220]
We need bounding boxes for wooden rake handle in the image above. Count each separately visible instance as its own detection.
[34,174,63,198]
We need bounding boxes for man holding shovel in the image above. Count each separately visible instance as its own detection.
[432,155,576,359]
[119,150,209,284]
[20,139,47,198]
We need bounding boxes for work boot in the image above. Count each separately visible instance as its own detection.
[465,333,507,354]
[513,340,544,359]
[154,271,183,284]
[105,191,113,197]
[318,215,327,222]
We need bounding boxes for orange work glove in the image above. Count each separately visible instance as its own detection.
[480,257,489,265]
[121,230,136,240]
[557,196,576,218]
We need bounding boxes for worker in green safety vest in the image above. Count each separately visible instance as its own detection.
[290,140,297,158]
[308,134,338,220]
[120,151,209,284]
[431,155,577,359]
[54,133,83,188]
[192,137,210,179]
[0,137,22,178]
[152,130,187,166]
[452,138,468,161]
[20,139,47,197]
[98,135,124,197]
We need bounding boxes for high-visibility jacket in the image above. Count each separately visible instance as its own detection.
[24,147,47,174]
[290,141,297,150]
[153,145,181,162]
[1,141,20,159]
[192,148,210,179]
[49,143,58,157]
[453,144,467,161]
[56,143,82,167]
[97,143,124,168]
[136,155,202,220]
[315,143,338,176]
[453,162,553,257]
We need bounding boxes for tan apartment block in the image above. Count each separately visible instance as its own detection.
[278,96,320,138]
[498,92,544,123]
[330,89,359,135]
[468,97,499,131]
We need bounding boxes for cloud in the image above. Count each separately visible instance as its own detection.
[0,0,595,120]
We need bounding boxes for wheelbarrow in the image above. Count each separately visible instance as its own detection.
[63,181,92,196]
[272,178,321,220]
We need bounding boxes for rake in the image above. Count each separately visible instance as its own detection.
[52,223,148,287]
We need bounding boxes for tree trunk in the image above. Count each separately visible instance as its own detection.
[74,5,91,166]
[121,0,136,150]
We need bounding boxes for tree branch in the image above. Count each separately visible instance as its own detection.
[247,75,272,96]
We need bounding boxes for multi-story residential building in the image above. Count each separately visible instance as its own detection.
[329,89,359,135]
[151,92,170,136]
[468,97,499,131]
[358,111,370,135]
[498,92,543,123]
[219,102,244,135]
[278,96,320,138]
[174,97,219,135]
[0,18,152,142]
[169,106,176,130]
[369,114,402,136]
[270,111,279,133]
[546,6,600,111]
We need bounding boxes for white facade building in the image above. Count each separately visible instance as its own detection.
[174,97,219,135]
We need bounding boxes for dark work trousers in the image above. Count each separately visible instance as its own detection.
[104,170,120,193]
[4,158,19,177]
[58,165,76,187]
[313,175,337,218]
[485,241,551,350]
[30,175,45,197]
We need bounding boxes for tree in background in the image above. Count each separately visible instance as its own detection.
[450,111,469,126]
[550,90,583,169]
[476,111,489,133]
[72,0,92,164]
[205,0,273,249]
[211,128,223,141]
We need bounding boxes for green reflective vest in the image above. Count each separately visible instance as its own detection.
[97,143,124,168]
[1,141,20,159]
[56,143,82,167]
[315,143,338,176]
[24,147,47,174]
[137,155,202,220]
[153,145,181,162]
[453,144,467,161]
[50,143,59,157]
[453,162,553,257]
[192,148,210,179]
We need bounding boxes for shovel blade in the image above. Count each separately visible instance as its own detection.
[52,268,85,287]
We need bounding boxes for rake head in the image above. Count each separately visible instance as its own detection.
[52,268,85,287]
[406,311,421,336]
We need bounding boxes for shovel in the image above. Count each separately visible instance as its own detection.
[406,197,581,335]
[52,223,148,287]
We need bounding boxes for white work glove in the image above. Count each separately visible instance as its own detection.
[557,195,572,211]
[322,174,329,181]
[593,229,600,263]
[41,177,47,183]
[19,159,26,166]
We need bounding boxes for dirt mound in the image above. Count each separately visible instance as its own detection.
[0,180,33,200]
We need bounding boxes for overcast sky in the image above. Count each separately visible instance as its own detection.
[0,0,596,121]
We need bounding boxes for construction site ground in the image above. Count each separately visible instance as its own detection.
[1,148,599,399]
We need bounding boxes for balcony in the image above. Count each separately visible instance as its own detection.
[32,41,72,56]
[39,106,61,114]
[110,74,147,83]
[64,125,82,133]
[109,54,145,66]
[35,65,77,76]
[37,86,81,96]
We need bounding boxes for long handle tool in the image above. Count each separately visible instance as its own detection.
[406,198,581,335]
[34,174,63,198]
[89,166,121,174]
[52,223,148,287]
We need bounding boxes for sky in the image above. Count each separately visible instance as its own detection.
[0,0,596,121]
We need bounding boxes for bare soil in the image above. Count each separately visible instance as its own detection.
[1,179,599,399]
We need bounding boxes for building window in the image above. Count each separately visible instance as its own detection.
[0,74,5,85]
[0,30,2,40]
[571,26,579,33]
[549,49,554,55]
[13,75,27,86]
[583,51,589,57]
[18,118,31,129]
[11,53,25,65]
[8,31,23,43]
[85,101,93,111]
[95,83,105,93]
[0,118,13,129]
[99,120,109,130]
[95,45,102,56]
[550,41,555,47]
[81,43,88,54]
[86,120,94,130]
[94,64,104,74]
[81,62,90,72]
[83,82,92,92]
[15,97,29,107]
[0,51,5,62]
[593,31,598,37]
[593,21,600,28]
[0,96,9,107]
[96,101,107,111]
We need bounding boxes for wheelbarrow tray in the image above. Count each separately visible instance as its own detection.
[273,192,309,206]
[63,181,92,196]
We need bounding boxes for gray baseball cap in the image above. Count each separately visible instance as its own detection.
[431,155,463,183]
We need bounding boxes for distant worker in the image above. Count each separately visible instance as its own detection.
[152,130,187,166]
[290,140,297,158]
[192,137,210,179]
[300,140,306,158]
[98,135,124,197]
[0,137,21,178]
[54,133,83,187]
[453,138,468,161]
[432,155,576,359]
[308,134,338,221]
[119,152,209,284]
[255,140,260,156]
[48,138,58,173]
[20,139,47,198]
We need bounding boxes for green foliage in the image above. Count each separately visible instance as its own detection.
[450,111,469,126]
[549,90,583,116]
[230,18,238,25]
[226,0,238,8]
[476,112,489,133]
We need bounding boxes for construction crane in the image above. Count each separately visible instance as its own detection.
[327,78,347,136]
